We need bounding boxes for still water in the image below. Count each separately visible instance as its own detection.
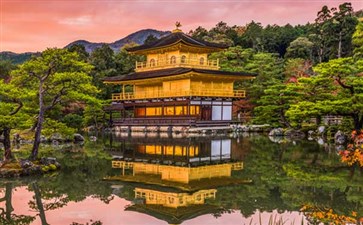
[0,133,362,225]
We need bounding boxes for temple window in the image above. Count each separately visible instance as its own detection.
[135,108,146,116]
[164,106,175,115]
[170,56,176,64]
[181,55,187,63]
[150,59,156,67]
[199,57,205,65]
[168,197,174,204]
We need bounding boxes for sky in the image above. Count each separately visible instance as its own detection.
[1,0,362,53]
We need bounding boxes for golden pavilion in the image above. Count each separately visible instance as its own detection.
[103,23,256,128]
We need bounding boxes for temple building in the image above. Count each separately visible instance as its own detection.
[103,23,256,128]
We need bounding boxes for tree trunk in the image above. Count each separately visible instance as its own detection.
[32,182,48,225]
[280,109,291,128]
[30,81,44,160]
[318,47,323,63]
[316,115,322,126]
[3,128,13,161]
[338,31,342,58]
[352,114,363,133]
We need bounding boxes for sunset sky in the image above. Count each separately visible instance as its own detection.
[1,0,362,53]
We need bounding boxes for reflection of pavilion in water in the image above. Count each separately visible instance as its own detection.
[106,135,248,225]
[107,134,246,166]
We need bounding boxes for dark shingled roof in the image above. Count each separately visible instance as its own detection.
[127,32,228,52]
[103,67,256,82]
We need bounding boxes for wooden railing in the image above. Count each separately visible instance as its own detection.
[135,57,219,72]
[112,89,246,101]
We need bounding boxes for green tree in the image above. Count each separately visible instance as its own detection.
[285,37,314,60]
[312,3,357,62]
[0,60,16,81]
[68,44,90,62]
[253,83,299,127]
[313,57,363,131]
[188,26,208,40]
[0,81,30,160]
[236,21,264,51]
[352,18,363,60]
[312,5,334,63]
[330,2,357,59]
[11,48,99,160]
[285,74,334,126]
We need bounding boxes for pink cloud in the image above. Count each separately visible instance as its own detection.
[1,0,362,53]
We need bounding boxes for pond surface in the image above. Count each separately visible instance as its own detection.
[0,133,362,225]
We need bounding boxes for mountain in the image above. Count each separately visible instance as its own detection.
[0,29,170,64]
[0,51,38,64]
[65,29,170,53]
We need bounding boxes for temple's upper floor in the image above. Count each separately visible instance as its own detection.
[126,27,227,72]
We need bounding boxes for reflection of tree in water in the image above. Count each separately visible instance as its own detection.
[0,182,35,225]
[2,142,114,225]
[212,135,363,218]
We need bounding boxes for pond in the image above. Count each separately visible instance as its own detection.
[0,133,362,225]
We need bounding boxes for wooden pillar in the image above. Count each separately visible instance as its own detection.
[187,145,190,167]
[122,84,125,99]
[220,140,223,161]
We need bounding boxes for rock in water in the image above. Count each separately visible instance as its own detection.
[269,128,284,136]
[317,126,325,135]
[74,133,85,142]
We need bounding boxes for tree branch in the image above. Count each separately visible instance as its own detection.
[9,101,23,116]
[41,62,56,82]
[29,71,41,80]
[333,75,354,95]
[44,86,66,111]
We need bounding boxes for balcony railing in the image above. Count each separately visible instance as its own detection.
[112,89,246,101]
[135,57,219,72]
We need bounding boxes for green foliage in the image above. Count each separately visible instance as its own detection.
[83,101,106,129]
[0,60,16,80]
[312,2,357,62]
[89,44,144,100]
[352,18,363,60]
[9,48,100,157]
[42,119,76,138]
[0,52,35,64]
[285,37,314,60]
[68,44,90,62]
[61,113,84,131]
[254,83,300,127]
[0,81,30,129]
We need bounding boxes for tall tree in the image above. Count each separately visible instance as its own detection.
[11,48,99,160]
[331,2,357,59]
[236,21,264,51]
[285,37,314,60]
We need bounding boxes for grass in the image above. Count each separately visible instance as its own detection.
[244,214,305,225]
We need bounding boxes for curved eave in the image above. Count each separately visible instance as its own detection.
[104,72,255,85]
[128,40,226,55]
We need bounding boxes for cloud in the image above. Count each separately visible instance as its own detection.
[2,0,362,52]
[59,16,92,26]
